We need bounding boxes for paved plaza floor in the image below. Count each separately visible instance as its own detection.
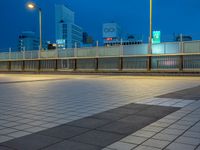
[0,74,200,150]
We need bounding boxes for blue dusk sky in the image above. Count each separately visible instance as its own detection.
[0,0,200,50]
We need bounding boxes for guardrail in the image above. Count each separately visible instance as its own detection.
[0,41,199,60]
[0,41,200,72]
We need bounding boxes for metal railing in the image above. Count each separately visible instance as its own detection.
[0,41,200,72]
[0,41,200,61]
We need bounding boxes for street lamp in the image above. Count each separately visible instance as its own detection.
[147,0,153,71]
[148,0,153,54]
[27,2,43,51]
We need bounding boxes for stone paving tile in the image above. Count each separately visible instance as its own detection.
[196,145,200,150]
[131,130,157,138]
[71,130,124,147]
[152,133,178,142]
[108,141,137,150]
[175,136,200,146]
[67,117,111,129]
[0,136,13,143]
[0,134,62,150]
[24,126,47,133]
[134,145,161,150]
[97,121,141,135]
[0,128,18,135]
[8,131,31,138]
[37,125,89,139]
[161,128,185,136]
[142,139,170,149]
[91,111,128,121]
[165,142,196,150]
[136,106,179,119]
[119,115,157,125]
[142,125,163,132]
[183,131,200,139]
[157,85,200,100]
[0,146,14,150]
[121,135,147,145]
[42,140,101,150]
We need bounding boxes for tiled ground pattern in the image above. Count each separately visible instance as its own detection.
[104,92,200,150]
[0,76,199,143]
[0,75,200,149]
[0,103,179,150]
[157,86,200,100]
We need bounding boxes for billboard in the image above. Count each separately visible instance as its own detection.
[152,31,161,44]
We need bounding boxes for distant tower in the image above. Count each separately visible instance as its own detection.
[55,4,83,48]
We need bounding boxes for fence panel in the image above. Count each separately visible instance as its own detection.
[0,61,9,71]
[183,55,200,70]
[98,47,121,57]
[123,57,148,69]
[11,61,23,71]
[77,59,96,69]
[24,60,39,71]
[123,44,148,55]
[183,41,200,53]
[152,56,180,69]
[77,48,96,57]
[98,58,119,70]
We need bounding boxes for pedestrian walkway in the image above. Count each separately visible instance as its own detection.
[0,75,200,149]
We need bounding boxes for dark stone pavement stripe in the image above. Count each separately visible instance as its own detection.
[157,85,200,100]
[0,103,180,150]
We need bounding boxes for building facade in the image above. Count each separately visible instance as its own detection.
[55,4,83,49]
[103,22,122,46]
[18,31,39,51]
[102,22,142,46]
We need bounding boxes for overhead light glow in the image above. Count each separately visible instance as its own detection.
[27,3,35,9]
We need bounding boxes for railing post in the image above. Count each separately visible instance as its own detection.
[55,59,58,71]
[179,55,184,71]
[9,48,11,60]
[38,50,41,59]
[22,60,25,71]
[119,57,123,71]
[8,61,11,71]
[38,60,41,71]
[73,59,77,71]
[95,58,99,71]
[147,56,152,71]
[23,50,25,60]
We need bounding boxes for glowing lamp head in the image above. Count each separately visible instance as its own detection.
[27,3,36,9]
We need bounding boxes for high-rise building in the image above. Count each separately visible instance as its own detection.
[55,4,83,49]
[18,31,39,51]
[103,22,122,46]
[103,22,143,46]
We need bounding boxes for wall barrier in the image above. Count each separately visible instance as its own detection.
[0,41,200,72]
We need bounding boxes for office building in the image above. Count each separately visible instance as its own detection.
[103,22,142,46]
[103,22,122,46]
[82,32,94,47]
[18,31,39,51]
[55,4,83,48]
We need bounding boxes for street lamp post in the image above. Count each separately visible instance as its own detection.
[27,2,42,51]
[148,0,153,54]
[147,0,153,71]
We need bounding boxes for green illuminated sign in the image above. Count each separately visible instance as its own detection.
[152,31,161,44]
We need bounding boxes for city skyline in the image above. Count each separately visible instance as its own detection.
[0,0,200,50]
